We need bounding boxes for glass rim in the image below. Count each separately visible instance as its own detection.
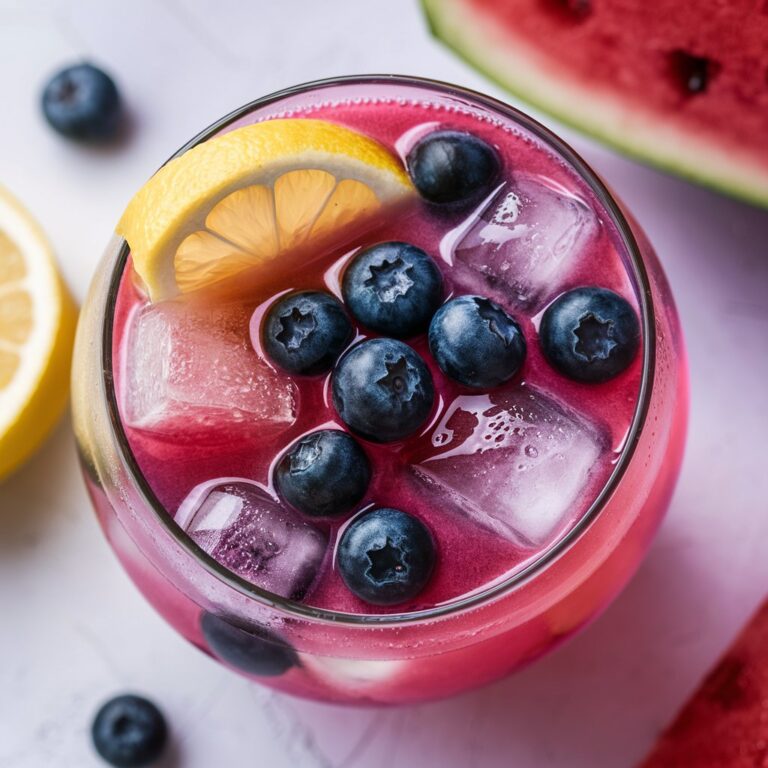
[100,74,656,627]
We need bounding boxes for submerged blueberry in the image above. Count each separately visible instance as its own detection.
[200,612,298,677]
[91,694,167,767]
[428,295,526,388]
[540,286,640,382]
[275,429,371,518]
[262,291,353,375]
[342,242,443,337]
[42,63,122,141]
[406,130,500,205]
[337,507,436,606]
[332,338,435,443]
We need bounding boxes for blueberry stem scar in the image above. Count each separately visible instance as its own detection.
[573,312,617,361]
[367,539,406,581]
[276,307,316,350]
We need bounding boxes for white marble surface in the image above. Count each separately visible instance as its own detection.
[1,2,767,766]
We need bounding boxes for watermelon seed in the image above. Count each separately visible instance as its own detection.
[545,0,591,21]
[669,50,719,96]
[561,0,590,16]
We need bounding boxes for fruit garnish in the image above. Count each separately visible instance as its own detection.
[406,130,500,204]
[428,295,526,388]
[42,63,122,142]
[332,338,435,443]
[337,507,436,606]
[275,429,371,518]
[261,290,352,375]
[0,186,76,481]
[540,286,640,382]
[117,119,414,302]
[91,694,167,767]
[342,241,443,338]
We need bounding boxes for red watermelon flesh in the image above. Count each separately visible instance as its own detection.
[423,0,768,207]
[639,599,768,767]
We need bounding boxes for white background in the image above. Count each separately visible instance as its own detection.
[1,2,767,766]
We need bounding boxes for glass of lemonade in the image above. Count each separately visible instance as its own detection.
[72,76,687,704]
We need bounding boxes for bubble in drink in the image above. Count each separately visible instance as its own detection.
[411,385,606,548]
[450,174,599,308]
[122,300,296,440]
[176,479,327,599]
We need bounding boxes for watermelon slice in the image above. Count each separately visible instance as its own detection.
[639,599,768,767]
[422,0,768,207]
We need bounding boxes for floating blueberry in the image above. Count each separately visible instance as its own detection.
[428,295,526,388]
[42,63,122,141]
[262,291,353,375]
[342,242,443,338]
[337,508,436,606]
[91,694,167,767]
[275,429,371,518]
[540,287,640,382]
[200,612,298,677]
[406,130,500,205]
[332,338,435,442]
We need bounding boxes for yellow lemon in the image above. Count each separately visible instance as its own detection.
[118,119,414,302]
[0,186,77,481]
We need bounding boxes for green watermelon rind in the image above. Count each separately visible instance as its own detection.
[422,0,768,209]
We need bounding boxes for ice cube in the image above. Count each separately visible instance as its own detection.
[450,174,599,308]
[122,300,296,439]
[411,385,605,547]
[176,479,327,599]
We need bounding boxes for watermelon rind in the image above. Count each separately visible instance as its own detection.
[422,0,768,208]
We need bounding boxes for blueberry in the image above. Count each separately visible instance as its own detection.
[342,242,443,338]
[41,63,121,141]
[428,295,526,388]
[337,508,436,606]
[406,130,500,205]
[262,291,353,375]
[332,338,434,442]
[200,612,298,677]
[275,429,370,518]
[91,695,167,767]
[540,287,640,382]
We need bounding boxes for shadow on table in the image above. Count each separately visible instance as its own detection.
[0,413,80,556]
[155,734,185,768]
[64,103,139,156]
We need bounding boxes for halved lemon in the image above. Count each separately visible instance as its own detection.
[0,186,77,481]
[118,119,415,302]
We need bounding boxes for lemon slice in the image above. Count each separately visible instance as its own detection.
[0,186,77,481]
[118,119,414,302]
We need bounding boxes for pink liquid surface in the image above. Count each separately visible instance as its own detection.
[112,98,642,616]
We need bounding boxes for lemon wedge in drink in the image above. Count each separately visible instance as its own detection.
[0,186,77,481]
[118,119,414,302]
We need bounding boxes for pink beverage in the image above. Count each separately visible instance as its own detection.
[72,77,688,704]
